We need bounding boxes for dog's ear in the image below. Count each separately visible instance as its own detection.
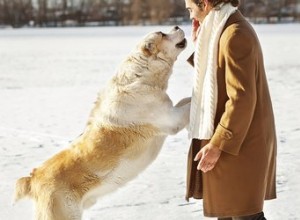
[142,41,157,56]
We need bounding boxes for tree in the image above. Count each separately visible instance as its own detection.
[149,0,173,24]
[0,0,33,27]
[130,0,144,25]
[37,0,48,26]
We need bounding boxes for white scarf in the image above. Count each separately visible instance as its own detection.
[188,3,237,140]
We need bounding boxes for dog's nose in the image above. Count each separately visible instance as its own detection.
[174,26,180,30]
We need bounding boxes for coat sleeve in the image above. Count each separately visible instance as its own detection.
[210,28,257,156]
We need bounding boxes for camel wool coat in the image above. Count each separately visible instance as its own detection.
[186,10,277,217]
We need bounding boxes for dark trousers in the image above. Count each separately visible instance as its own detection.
[218,212,266,220]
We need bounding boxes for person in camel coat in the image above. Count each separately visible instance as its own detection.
[184,0,277,219]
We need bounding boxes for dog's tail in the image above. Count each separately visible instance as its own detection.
[13,176,32,204]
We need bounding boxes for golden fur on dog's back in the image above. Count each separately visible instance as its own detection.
[15,124,158,198]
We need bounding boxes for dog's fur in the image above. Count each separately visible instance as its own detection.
[14,27,190,220]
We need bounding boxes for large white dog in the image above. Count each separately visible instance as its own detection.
[14,26,190,220]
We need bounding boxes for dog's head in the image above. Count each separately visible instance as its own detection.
[114,27,187,90]
[139,26,187,64]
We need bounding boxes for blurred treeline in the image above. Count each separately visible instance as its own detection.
[1,0,300,28]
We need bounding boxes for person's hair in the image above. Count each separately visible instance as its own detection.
[193,0,239,8]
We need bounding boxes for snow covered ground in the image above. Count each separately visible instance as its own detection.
[0,24,299,220]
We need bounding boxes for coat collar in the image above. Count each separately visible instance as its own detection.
[186,10,246,67]
[223,10,245,29]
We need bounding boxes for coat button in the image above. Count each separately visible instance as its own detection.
[225,132,232,140]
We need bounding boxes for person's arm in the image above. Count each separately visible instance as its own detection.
[210,28,257,156]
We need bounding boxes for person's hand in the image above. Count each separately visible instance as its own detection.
[194,143,221,172]
[191,19,200,43]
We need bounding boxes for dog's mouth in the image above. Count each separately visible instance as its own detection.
[176,38,187,48]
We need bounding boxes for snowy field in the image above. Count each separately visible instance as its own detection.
[0,24,300,220]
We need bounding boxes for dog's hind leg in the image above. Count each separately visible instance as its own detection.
[53,192,82,220]
[34,198,56,220]
[34,191,82,220]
